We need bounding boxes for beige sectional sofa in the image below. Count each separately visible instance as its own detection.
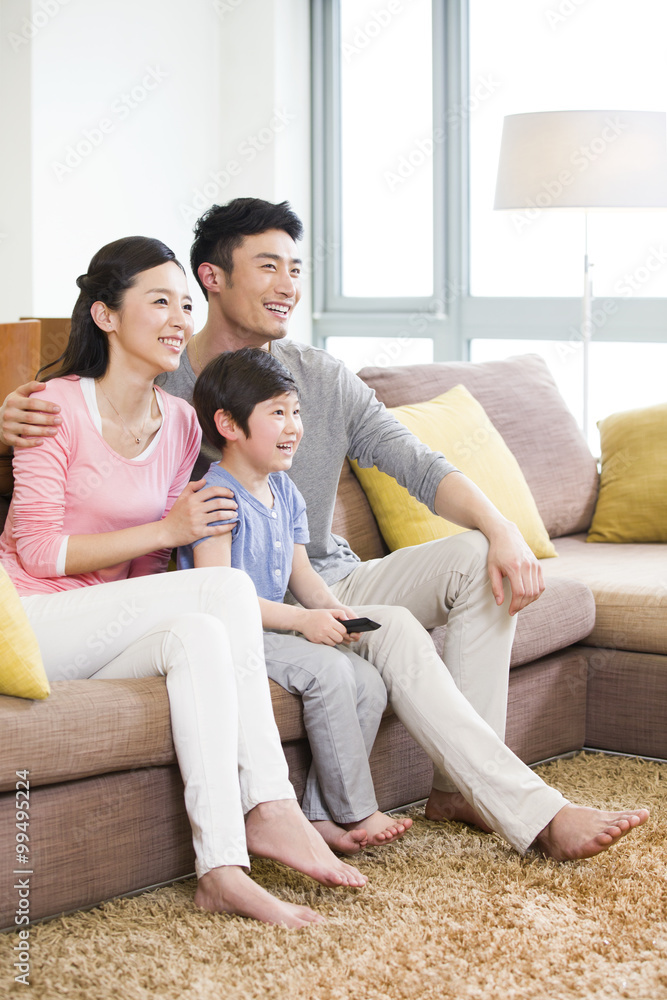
[1,352,664,929]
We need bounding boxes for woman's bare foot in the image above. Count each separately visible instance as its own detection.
[342,810,413,846]
[245,799,368,887]
[311,819,369,855]
[424,789,493,834]
[194,865,325,928]
[535,804,650,860]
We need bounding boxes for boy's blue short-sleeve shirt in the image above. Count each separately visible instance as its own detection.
[177,463,310,602]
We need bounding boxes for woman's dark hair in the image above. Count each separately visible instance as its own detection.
[193,347,299,451]
[38,236,185,381]
[190,198,303,299]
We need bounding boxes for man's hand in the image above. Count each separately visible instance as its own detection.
[0,382,62,450]
[487,521,545,616]
[434,472,545,617]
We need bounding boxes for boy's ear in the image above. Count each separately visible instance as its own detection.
[214,409,240,442]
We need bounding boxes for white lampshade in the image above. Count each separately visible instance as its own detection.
[494,110,667,210]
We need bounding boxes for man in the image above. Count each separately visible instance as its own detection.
[0,198,648,858]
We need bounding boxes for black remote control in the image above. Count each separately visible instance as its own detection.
[343,617,382,633]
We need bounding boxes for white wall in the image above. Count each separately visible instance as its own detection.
[197,0,312,342]
[0,0,33,321]
[0,0,312,342]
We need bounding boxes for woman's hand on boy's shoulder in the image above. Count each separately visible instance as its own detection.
[162,479,238,548]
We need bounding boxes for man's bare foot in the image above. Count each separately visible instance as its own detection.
[194,865,325,928]
[535,804,649,860]
[245,799,368,887]
[342,810,413,847]
[311,819,369,855]
[424,789,493,834]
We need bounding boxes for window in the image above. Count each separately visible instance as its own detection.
[312,0,452,361]
[326,336,434,371]
[313,0,667,444]
[339,0,434,298]
[469,0,667,298]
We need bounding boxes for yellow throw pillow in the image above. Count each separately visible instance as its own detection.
[351,384,556,558]
[0,563,50,699]
[587,402,667,543]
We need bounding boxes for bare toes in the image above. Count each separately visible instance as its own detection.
[299,908,327,926]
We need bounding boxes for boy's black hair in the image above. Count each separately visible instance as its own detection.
[190,197,304,299]
[193,347,299,451]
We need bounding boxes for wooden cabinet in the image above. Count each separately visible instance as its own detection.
[0,318,71,404]
[20,317,71,374]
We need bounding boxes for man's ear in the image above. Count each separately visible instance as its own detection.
[198,263,228,296]
[214,409,240,442]
[90,301,115,332]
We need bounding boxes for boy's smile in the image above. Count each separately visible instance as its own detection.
[222,391,303,489]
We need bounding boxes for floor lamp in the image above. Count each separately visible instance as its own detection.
[493,110,667,441]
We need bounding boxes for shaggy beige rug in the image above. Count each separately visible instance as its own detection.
[1,753,666,1000]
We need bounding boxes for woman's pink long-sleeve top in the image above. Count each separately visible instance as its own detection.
[0,376,201,596]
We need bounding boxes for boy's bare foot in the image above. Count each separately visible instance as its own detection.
[535,804,650,860]
[194,865,325,928]
[245,799,368,887]
[311,819,369,855]
[342,810,413,846]
[424,789,493,833]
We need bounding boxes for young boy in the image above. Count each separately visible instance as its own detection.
[178,347,413,854]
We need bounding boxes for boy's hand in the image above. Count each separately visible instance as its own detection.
[335,606,363,643]
[297,608,354,646]
[0,382,62,450]
[162,479,238,547]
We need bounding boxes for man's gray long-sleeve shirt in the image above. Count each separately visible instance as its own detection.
[158,340,456,585]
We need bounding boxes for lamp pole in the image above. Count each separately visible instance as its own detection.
[582,211,593,443]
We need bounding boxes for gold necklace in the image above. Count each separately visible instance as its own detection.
[98,384,153,445]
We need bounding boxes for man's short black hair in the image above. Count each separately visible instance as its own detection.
[190,198,304,298]
[193,347,299,451]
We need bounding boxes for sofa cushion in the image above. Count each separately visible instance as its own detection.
[357,353,599,538]
[588,402,667,543]
[269,679,307,741]
[0,675,325,792]
[350,385,556,559]
[430,574,595,669]
[583,649,667,759]
[332,459,387,562]
[543,535,667,654]
[0,678,175,792]
[505,651,589,763]
[0,563,50,700]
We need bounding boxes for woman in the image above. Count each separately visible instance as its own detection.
[0,236,366,927]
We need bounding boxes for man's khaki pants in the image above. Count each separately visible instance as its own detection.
[331,530,566,853]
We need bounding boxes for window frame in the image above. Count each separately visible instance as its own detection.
[311,0,667,359]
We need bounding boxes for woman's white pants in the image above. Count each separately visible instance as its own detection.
[21,567,296,878]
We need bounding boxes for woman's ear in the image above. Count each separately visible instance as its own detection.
[214,409,240,442]
[90,301,115,332]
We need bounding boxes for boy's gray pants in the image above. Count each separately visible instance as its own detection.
[263,631,388,823]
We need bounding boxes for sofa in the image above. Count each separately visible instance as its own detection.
[1,351,665,929]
